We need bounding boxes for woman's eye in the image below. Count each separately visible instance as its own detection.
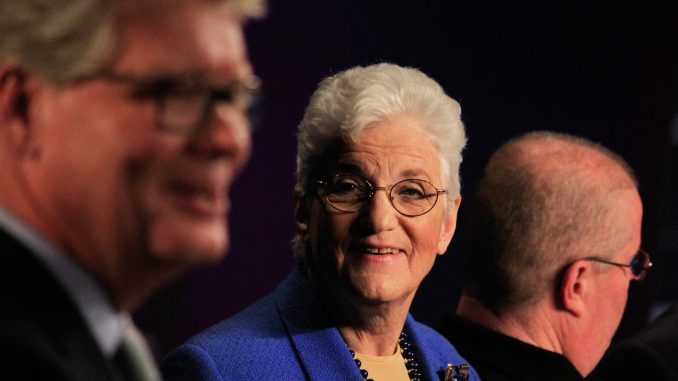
[397,186,425,198]
[331,180,360,194]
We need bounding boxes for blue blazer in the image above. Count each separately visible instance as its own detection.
[161,267,480,381]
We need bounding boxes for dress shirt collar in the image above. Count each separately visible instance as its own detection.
[0,206,128,356]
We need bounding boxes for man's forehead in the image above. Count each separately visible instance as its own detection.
[111,1,250,80]
[116,0,263,22]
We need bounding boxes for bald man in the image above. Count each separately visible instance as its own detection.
[440,131,650,381]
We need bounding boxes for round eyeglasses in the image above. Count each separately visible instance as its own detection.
[584,249,653,281]
[315,174,448,217]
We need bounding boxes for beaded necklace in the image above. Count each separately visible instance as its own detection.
[347,331,471,381]
[348,331,422,381]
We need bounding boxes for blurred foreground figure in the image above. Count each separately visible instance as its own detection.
[440,131,649,381]
[0,0,264,380]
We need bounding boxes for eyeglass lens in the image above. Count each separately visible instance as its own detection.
[630,250,650,277]
[160,93,211,133]
[159,81,259,135]
[93,71,260,135]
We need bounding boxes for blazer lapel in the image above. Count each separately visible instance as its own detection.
[0,228,125,381]
[274,268,363,381]
[405,316,472,381]
[405,316,445,380]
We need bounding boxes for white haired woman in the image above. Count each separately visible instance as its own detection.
[161,63,479,381]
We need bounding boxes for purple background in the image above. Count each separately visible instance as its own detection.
[136,0,678,359]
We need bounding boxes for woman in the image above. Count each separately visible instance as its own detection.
[161,63,479,381]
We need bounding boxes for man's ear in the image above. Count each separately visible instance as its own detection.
[559,260,591,318]
[437,195,461,255]
[0,67,33,154]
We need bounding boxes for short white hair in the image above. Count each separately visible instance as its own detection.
[296,63,466,196]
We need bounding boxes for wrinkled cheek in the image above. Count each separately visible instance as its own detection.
[311,225,338,266]
[409,238,440,277]
[309,221,350,284]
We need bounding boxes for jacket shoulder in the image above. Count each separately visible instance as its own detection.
[161,293,304,381]
[407,318,482,381]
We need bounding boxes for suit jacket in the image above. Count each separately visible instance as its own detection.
[161,266,480,381]
[595,303,678,381]
[0,228,127,381]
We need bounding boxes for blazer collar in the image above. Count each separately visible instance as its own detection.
[274,267,364,381]
[273,266,451,380]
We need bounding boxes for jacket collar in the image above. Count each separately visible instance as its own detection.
[274,266,363,381]
[273,265,455,380]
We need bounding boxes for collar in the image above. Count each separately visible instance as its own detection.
[274,266,476,381]
[0,207,128,356]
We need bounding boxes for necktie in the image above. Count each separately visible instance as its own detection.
[115,324,162,381]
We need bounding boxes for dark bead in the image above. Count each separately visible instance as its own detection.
[411,378,421,381]
[400,331,408,338]
[409,370,422,378]
[403,350,416,359]
[360,369,369,378]
[354,359,361,367]
[405,360,420,369]
[349,349,355,357]
[400,341,412,350]
[367,379,375,381]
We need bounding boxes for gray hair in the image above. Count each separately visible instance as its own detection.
[0,0,266,83]
[296,63,466,196]
[293,63,466,258]
[460,131,638,313]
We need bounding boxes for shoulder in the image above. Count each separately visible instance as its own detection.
[0,245,113,380]
[161,291,303,381]
[601,339,677,381]
[408,318,461,357]
[600,306,678,381]
[0,309,117,381]
[407,317,482,381]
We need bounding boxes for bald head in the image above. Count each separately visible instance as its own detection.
[460,131,640,312]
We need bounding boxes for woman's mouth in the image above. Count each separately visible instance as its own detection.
[355,246,403,255]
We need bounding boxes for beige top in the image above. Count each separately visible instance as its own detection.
[354,345,410,381]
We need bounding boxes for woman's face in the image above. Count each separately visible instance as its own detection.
[300,114,461,307]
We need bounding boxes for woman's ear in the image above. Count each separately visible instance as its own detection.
[294,188,309,240]
[437,195,461,255]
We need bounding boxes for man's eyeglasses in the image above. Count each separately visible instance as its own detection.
[584,249,652,281]
[92,71,261,135]
[315,174,447,217]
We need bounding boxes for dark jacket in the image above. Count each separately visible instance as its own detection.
[0,228,128,381]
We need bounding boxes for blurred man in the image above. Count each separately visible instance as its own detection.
[440,131,650,381]
[0,0,264,379]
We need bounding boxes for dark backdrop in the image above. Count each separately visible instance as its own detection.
[136,0,678,359]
